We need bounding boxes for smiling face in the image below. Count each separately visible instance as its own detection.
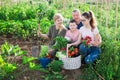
[81,16,90,26]
[53,13,63,27]
[72,11,81,24]
[55,17,63,27]
[69,22,77,31]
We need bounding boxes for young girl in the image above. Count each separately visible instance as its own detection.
[67,11,102,64]
[65,19,79,43]
[37,13,67,58]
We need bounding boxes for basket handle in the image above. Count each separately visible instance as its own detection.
[66,44,68,58]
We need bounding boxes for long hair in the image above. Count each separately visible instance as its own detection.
[82,11,97,30]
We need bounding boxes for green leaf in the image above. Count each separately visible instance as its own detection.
[22,56,37,64]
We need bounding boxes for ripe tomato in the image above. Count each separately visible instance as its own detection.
[74,48,79,54]
[71,51,75,56]
[68,53,71,57]
[46,54,51,58]
[68,50,71,53]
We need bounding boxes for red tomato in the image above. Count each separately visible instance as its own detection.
[46,54,51,58]
[71,51,75,56]
[74,48,79,54]
[68,50,71,53]
[68,53,71,57]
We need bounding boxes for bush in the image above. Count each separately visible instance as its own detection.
[0,7,8,20]
[40,18,51,34]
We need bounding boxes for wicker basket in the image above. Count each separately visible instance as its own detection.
[59,46,81,70]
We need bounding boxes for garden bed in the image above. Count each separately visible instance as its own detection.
[0,36,84,80]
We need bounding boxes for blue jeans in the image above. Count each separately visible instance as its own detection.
[79,44,101,64]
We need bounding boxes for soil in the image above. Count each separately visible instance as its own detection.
[0,36,84,80]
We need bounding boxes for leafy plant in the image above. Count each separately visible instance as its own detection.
[41,60,64,80]
[1,42,26,57]
[41,71,65,80]
[22,56,37,64]
[29,62,49,73]
[40,18,51,34]
[48,60,63,72]
[46,7,56,20]
[39,45,49,58]
[52,36,68,51]
[0,7,8,20]
[0,55,16,80]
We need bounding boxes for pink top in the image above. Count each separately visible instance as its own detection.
[65,29,79,42]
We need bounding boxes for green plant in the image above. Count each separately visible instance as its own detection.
[22,19,38,38]
[52,36,68,51]
[22,56,37,64]
[40,18,51,34]
[0,7,8,20]
[1,42,26,58]
[48,60,63,72]
[42,60,64,80]
[0,55,16,80]
[46,7,56,20]
[29,62,49,73]
[41,71,65,80]
[39,45,49,58]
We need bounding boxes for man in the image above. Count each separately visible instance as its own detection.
[72,9,83,29]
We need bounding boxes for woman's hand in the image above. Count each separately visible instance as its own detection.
[92,33,102,47]
[91,41,99,47]
[37,29,42,37]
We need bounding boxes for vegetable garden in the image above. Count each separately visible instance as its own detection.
[0,0,120,80]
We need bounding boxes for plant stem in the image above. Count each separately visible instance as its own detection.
[91,66,105,80]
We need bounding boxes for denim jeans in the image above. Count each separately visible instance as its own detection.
[79,44,101,64]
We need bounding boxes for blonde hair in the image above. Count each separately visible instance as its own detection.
[53,13,63,22]
[53,13,66,34]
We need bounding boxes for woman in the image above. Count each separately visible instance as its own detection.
[67,11,102,64]
[37,13,67,58]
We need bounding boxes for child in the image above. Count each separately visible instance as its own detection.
[67,11,102,64]
[65,19,80,43]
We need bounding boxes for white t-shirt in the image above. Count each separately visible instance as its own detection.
[79,26,99,42]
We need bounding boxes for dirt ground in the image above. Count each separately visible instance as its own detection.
[0,37,84,80]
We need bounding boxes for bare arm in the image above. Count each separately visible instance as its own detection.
[67,33,82,47]
[92,33,102,46]
[37,29,49,39]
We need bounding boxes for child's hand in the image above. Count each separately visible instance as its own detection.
[67,44,72,48]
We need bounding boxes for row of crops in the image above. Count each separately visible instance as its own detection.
[0,2,54,39]
[0,1,120,80]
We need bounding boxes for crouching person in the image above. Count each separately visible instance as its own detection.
[37,13,67,59]
[67,11,102,64]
